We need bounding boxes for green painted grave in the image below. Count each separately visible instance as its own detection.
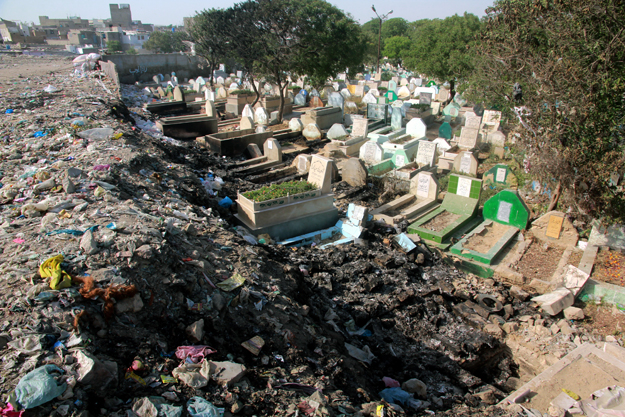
[482,164,518,188]
[439,122,452,140]
[407,174,482,243]
[385,90,398,103]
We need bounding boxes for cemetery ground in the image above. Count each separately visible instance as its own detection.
[1,54,625,416]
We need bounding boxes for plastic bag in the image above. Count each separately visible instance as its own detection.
[15,365,67,409]
[379,387,412,406]
[77,128,114,141]
[43,85,59,93]
[218,196,233,208]
[186,397,220,417]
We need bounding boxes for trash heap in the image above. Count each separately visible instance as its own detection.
[0,55,595,417]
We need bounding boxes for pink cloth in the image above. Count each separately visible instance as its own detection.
[383,377,400,388]
[175,346,216,363]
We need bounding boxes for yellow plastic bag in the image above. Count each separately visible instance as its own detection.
[216,273,246,292]
[39,255,72,290]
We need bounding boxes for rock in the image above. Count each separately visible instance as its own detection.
[505,377,521,391]
[33,178,56,193]
[80,230,98,255]
[186,319,205,342]
[231,401,244,414]
[503,304,514,319]
[483,323,504,338]
[606,335,620,343]
[474,390,496,405]
[509,286,529,301]
[212,292,226,311]
[62,177,75,194]
[559,321,574,335]
[531,288,574,316]
[502,322,519,333]
[74,349,117,388]
[401,378,427,399]
[135,244,153,259]
[547,405,566,417]
[115,293,144,314]
[208,361,246,386]
[563,306,585,320]
[550,323,560,335]
[340,158,368,187]
[133,397,158,417]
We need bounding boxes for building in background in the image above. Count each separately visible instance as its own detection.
[110,4,132,28]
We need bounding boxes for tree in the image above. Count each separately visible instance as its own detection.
[467,0,625,223]
[106,40,122,54]
[381,18,409,39]
[383,36,411,67]
[403,13,481,94]
[143,31,188,53]
[126,47,138,55]
[362,17,409,67]
[188,8,233,87]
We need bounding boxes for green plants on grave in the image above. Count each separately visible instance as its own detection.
[242,181,317,202]
[378,87,388,93]
[380,72,393,81]
[288,85,302,91]
[438,173,450,192]
[409,103,430,111]
[229,89,254,96]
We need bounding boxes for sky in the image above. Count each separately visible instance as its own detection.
[0,0,494,26]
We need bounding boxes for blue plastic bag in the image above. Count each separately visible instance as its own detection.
[218,196,233,208]
[187,397,221,417]
[379,387,412,406]
[15,365,67,409]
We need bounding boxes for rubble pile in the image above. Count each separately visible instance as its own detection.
[0,55,582,417]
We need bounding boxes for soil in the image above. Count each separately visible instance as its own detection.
[463,222,513,254]
[421,211,461,232]
[589,249,625,286]
[579,302,625,338]
[513,239,564,281]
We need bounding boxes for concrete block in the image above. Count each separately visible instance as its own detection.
[563,306,585,320]
[532,288,574,316]
[208,361,246,386]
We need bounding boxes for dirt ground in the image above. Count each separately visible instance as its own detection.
[0,54,76,82]
[512,239,564,281]
[421,211,461,232]
[579,302,625,338]
[464,222,512,253]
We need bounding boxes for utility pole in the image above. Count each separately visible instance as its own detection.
[371,5,392,75]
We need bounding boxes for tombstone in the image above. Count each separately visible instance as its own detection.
[459,127,479,149]
[255,107,269,125]
[487,131,506,147]
[388,80,397,92]
[339,88,352,99]
[378,97,388,105]
[173,86,184,102]
[205,89,215,101]
[263,138,282,161]
[327,123,349,141]
[308,155,333,194]
[359,141,384,164]
[289,118,304,132]
[413,78,422,86]
[216,76,225,85]
[328,93,345,115]
[311,89,320,97]
[453,151,478,176]
[193,82,201,93]
[380,81,389,89]
[157,86,166,98]
[205,100,216,117]
[385,90,398,103]
[296,154,312,174]
[294,92,307,106]
[410,171,439,200]
[369,89,380,97]
[240,116,255,130]
[453,93,467,107]
[391,107,403,131]
[481,110,502,135]
[443,102,461,119]
[247,143,263,159]
[483,164,517,188]
[367,103,389,121]
[397,86,411,99]
[303,123,322,140]
[406,118,426,138]
[374,73,382,81]
[400,78,409,86]
[393,150,411,168]
[419,92,433,105]
[354,85,365,97]
[242,104,254,119]
[439,122,453,139]
[432,138,452,154]
[430,102,441,115]
[256,125,267,133]
[217,87,228,99]
[152,75,160,85]
[351,118,368,139]
[464,112,482,129]
[363,92,377,104]
[415,141,437,167]
[437,88,450,102]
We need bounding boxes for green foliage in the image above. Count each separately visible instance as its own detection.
[229,89,254,95]
[143,31,188,53]
[126,47,138,55]
[380,72,392,81]
[189,8,232,86]
[378,86,388,92]
[410,103,430,111]
[383,36,411,66]
[242,181,317,202]
[468,0,625,223]
[106,40,122,53]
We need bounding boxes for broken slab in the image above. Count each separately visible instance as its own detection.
[531,288,574,316]
[208,361,246,387]
[156,115,219,140]
[529,211,579,250]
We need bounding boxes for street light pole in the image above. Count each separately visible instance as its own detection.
[371,5,392,75]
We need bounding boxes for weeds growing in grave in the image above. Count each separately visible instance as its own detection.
[242,180,317,202]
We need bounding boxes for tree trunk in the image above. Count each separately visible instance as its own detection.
[449,79,456,103]
[250,75,260,107]
[209,61,215,88]
[548,181,562,211]
[277,80,285,123]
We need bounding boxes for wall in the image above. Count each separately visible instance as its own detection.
[102,53,208,84]
[100,60,120,89]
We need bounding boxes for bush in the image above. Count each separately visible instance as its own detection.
[410,103,430,111]
[381,72,393,81]
[242,181,317,202]
[229,89,254,96]
[378,87,388,93]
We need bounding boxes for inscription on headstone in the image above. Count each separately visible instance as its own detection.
[417,175,430,198]
[496,168,507,183]
[419,92,432,105]
[395,154,406,167]
[459,154,472,174]
[546,215,564,239]
[457,177,472,198]
[497,201,512,223]
[416,141,437,166]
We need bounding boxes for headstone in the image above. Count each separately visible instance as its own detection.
[430,102,441,115]
[410,171,439,200]
[354,85,365,97]
[482,189,530,230]
[529,211,579,249]
[454,93,467,107]
[310,96,324,108]
[351,118,368,139]
[419,92,432,105]
[480,110,502,135]
[443,102,461,118]
[205,89,215,101]
[296,154,312,174]
[483,164,517,188]
[369,89,380,97]
[217,87,228,99]
[254,107,269,125]
[240,116,255,130]
[294,93,306,106]
[289,118,304,132]
[263,138,282,161]
[437,88,450,102]
[546,215,564,239]
[385,90,398,103]
[413,78,422,86]
[432,138,451,153]
[173,86,184,102]
[367,103,389,121]
[303,123,322,141]
[256,125,267,133]
[359,141,384,164]
[487,131,506,147]
[459,127,479,149]
[311,89,320,97]
[152,75,160,84]
[378,97,388,105]
[439,122,452,139]
[157,86,166,98]
[391,107,403,131]
[388,80,397,92]
[308,155,333,194]
[205,100,216,117]
[340,88,352,99]
[453,151,478,176]
[328,93,344,114]
[327,124,349,141]
[464,112,482,129]
[393,150,410,168]
[341,158,368,187]
[397,86,411,99]
[406,118,426,138]
[242,104,254,119]
[362,92,377,104]
[247,143,263,158]
[415,141,437,167]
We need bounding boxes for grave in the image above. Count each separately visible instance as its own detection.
[310,96,324,108]
[381,132,421,162]
[407,174,483,245]
[146,101,187,115]
[242,104,254,119]
[371,171,440,224]
[254,107,269,125]
[432,138,452,154]
[528,211,579,250]
[155,115,218,140]
[406,118,426,139]
[173,86,185,102]
[391,107,403,131]
[300,107,343,130]
[359,141,385,165]
[295,154,312,174]
[464,111,482,129]
[482,164,517,189]
[480,110,502,137]
[197,128,299,156]
[205,100,216,117]
[240,116,255,130]
[415,141,437,167]
[439,122,453,139]
[302,123,322,141]
[366,103,390,122]
[328,92,345,116]
[231,138,285,175]
[234,155,338,240]
[458,126,480,149]
[453,151,478,176]
[450,190,529,266]
[331,118,369,157]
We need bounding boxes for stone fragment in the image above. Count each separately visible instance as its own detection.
[401,378,427,399]
[186,319,205,342]
[62,177,75,194]
[474,390,497,405]
[212,293,226,311]
[208,361,246,386]
[531,288,574,316]
[340,158,367,187]
[563,306,585,320]
[34,178,56,193]
[115,293,144,314]
[74,349,117,388]
[550,323,560,335]
[502,322,519,333]
[80,230,98,255]
[509,286,529,301]
[483,323,504,338]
